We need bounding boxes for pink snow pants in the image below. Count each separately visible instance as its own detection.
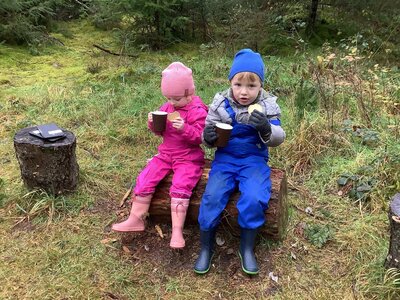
[134,153,203,199]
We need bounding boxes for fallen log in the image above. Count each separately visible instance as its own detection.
[149,160,288,241]
[385,193,400,269]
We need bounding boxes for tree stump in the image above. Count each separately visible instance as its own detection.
[14,126,79,195]
[385,193,400,269]
[149,160,288,241]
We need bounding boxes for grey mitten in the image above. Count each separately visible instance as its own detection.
[248,110,271,137]
[203,125,218,145]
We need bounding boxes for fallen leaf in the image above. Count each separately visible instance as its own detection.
[305,207,313,214]
[144,245,149,251]
[291,251,297,260]
[155,225,164,238]
[122,246,131,253]
[216,235,225,246]
[101,238,118,244]
[326,53,336,60]
[269,272,279,283]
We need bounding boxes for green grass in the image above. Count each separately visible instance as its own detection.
[1,20,400,299]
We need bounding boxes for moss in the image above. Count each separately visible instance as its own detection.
[1,17,400,300]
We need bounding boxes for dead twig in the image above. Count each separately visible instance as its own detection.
[292,204,326,221]
[119,183,133,207]
[93,44,139,58]
[287,178,317,204]
[73,0,95,13]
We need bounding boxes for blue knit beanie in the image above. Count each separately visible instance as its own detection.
[228,48,265,82]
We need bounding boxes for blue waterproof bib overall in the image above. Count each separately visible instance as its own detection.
[198,99,272,230]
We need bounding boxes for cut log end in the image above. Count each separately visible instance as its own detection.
[14,126,79,195]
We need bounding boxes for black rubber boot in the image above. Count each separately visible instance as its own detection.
[239,228,259,275]
[194,228,216,274]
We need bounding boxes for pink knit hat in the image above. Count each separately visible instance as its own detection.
[161,62,195,98]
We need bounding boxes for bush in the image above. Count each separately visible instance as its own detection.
[0,0,86,45]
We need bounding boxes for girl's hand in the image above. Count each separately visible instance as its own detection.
[148,112,153,123]
[171,117,184,131]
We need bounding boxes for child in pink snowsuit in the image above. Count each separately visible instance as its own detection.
[112,62,208,249]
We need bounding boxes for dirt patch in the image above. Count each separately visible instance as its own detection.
[86,197,120,215]
[8,218,36,232]
[106,220,276,282]
[99,196,278,285]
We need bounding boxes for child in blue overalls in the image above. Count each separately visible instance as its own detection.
[194,49,286,275]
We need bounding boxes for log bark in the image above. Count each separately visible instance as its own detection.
[149,160,288,241]
[14,126,79,195]
[385,193,400,269]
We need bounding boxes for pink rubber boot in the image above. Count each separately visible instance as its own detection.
[170,198,189,248]
[112,195,152,232]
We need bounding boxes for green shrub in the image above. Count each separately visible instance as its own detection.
[305,223,334,248]
[0,0,85,45]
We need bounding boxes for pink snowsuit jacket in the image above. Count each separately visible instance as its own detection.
[134,96,208,199]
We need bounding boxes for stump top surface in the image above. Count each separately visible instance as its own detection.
[14,126,76,147]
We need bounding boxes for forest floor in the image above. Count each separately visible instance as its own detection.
[1,20,399,299]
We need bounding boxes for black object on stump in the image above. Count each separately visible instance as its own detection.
[385,193,400,269]
[14,126,79,195]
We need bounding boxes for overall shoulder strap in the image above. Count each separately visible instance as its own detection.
[224,98,237,125]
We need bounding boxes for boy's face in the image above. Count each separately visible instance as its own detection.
[230,74,262,106]
[167,95,192,108]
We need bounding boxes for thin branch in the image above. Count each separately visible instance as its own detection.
[93,44,138,58]
[73,0,95,14]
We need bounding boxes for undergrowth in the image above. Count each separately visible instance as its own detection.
[0,20,399,299]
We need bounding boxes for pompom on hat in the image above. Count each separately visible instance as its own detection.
[161,62,195,98]
[228,48,265,82]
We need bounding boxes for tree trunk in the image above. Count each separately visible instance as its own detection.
[385,193,400,269]
[200,2,209,41]
[306,0,319,37]
[14,126,79,195]
[149,160,288,241]
[154,10,161,49]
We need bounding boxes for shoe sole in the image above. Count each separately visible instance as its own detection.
[111,226,145,232]
[170,242,185,249]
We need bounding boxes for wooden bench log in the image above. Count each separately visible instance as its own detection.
[14,126,79,195]
[149,160,288,241]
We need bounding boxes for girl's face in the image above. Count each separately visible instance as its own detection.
[230,73,262,106]
[168,95,192,108]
